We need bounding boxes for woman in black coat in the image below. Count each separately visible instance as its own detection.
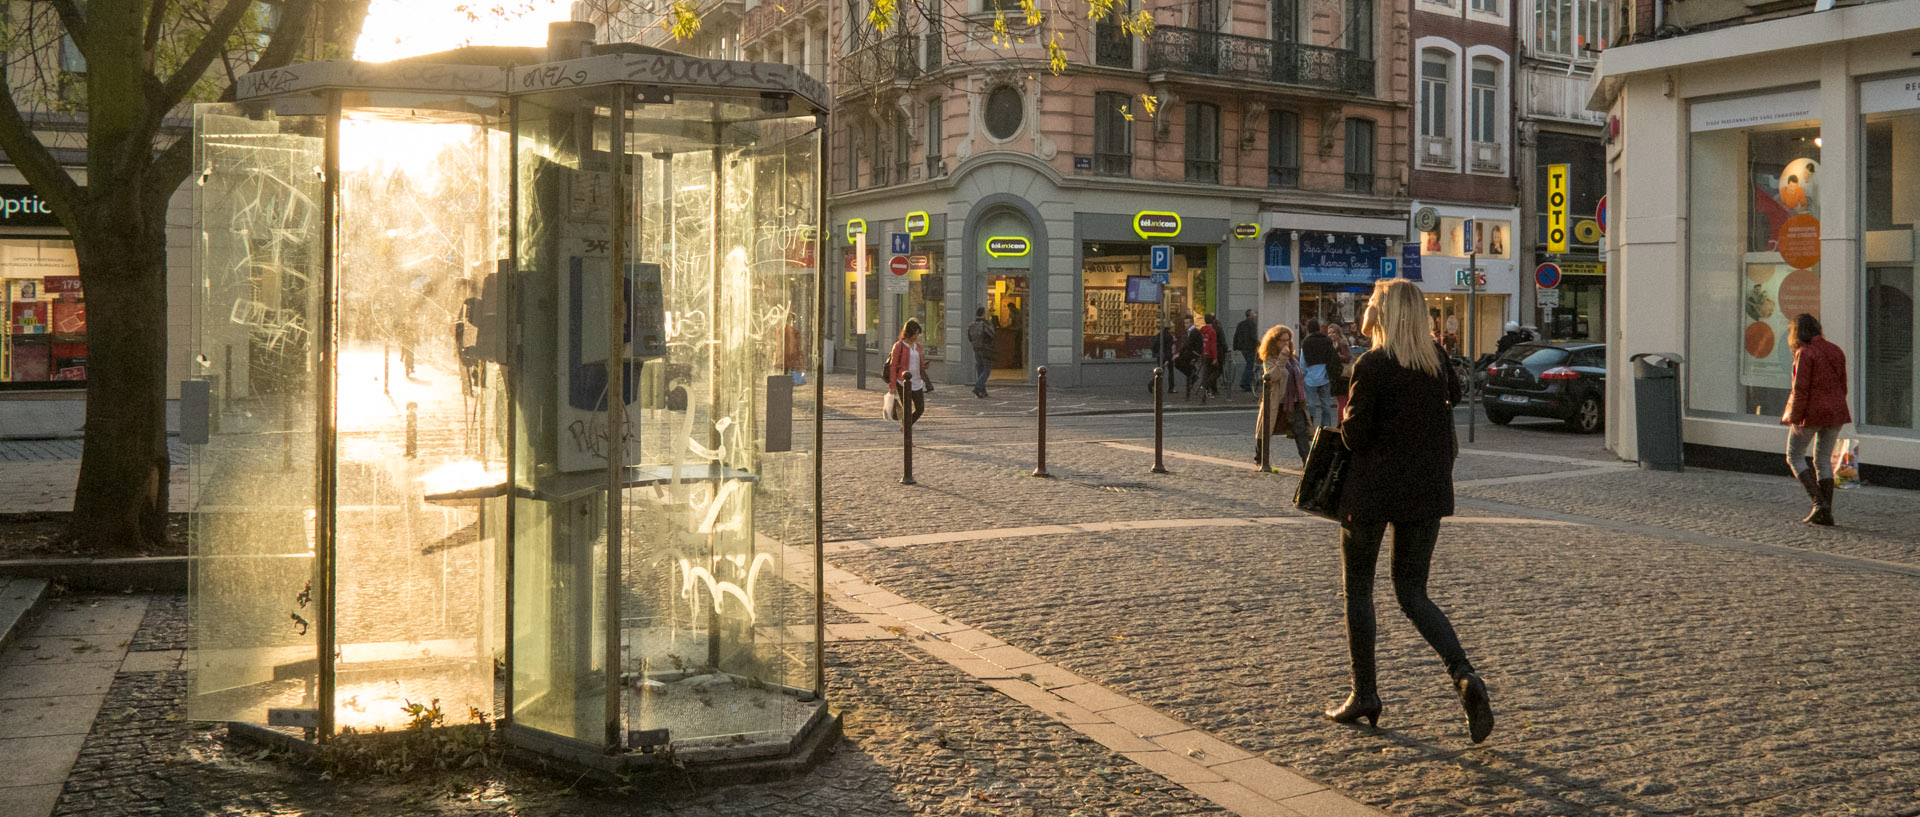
[1324,278,1494,744]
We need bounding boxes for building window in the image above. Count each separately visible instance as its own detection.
[1185,101,1221,183]
[1083,243,1216,360]
[925,1,944,70]
[1685,90,1820,421]
[984,85,1023,140]
[1419,51,1450,141]
[1344,118,1375,193]
[1346,0,1373,60]
[925,98,944,177]
[1469,58,1498,144]
[1471,0,1499,12]
[1268,109,1299,188]
[1533,0,1607,62]
[1096,4,1132,67]
[1862,86,1920,433]
[1094,92,1133,176]
[892,116,912,183]
[1195,0,1220,31]
[1271,0,1297,42]
[0,240,85,384]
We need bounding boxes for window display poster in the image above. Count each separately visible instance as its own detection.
[1739,263,1820,389]
[10,300,47,334]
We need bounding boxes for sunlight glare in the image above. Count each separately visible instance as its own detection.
[355,0,575,62]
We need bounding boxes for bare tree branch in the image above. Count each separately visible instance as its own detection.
[157,0,257,110]
[48,0,90,52]
[142,0,172,68]
[253,0,321,72]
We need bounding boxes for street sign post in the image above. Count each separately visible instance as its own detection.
[884,254,910,293]
[889,232,910,256]
[1536,262,1562,289]
[1149,245,1172,273]
[1149,271,1170,285]
[1380,257,1399,278]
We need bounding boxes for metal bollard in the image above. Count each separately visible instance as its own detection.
[1257,375,1272,474]
[898,377,916,485]
[406,402,419,458]
[1033,366,1050,478]
[1150,368,1168,474]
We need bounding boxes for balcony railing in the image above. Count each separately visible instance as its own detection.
[1146,26,1373,95]
[741,0,822,42]
[837,33,924,89]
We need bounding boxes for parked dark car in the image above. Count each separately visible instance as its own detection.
[1481,341,1606,432]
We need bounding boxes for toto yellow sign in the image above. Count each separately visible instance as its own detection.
[1546,165,1569,254]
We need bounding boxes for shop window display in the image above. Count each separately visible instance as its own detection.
[1686,91,1820,419]
[1862,86,1919,433]
[840,244,943,354]
[1,240,85,385]
[1081,243,1214,360]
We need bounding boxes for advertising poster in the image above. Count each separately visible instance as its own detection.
[1740,157,1822,391]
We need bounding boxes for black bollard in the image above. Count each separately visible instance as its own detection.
[1256,374,1272,474]
[406,402,419,458]
[1151,368,1168,474]
[898,376,916,485]
[1033,366,1050,478]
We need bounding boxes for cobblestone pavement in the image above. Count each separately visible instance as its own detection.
[26,404,1920,816]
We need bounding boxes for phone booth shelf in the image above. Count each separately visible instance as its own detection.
[186,24,834,779]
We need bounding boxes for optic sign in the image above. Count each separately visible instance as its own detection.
[846,218,867,242]
[1546,164,1570,254]
[0,185,62,227]
[986,236,1030,258]
[1535,262,1562,290]
[1595,195,1608,237]
[1233,223,1260,239]
[1134,211,1181,239]
[905,210,930,237]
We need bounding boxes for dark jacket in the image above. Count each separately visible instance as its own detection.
[1301,331,1336,370]
[1783,336,1851,428]
[1155,328,1176,364]
[1233,318,1258,352]
[1178,326,1204,361]
[1338,343,1461,524]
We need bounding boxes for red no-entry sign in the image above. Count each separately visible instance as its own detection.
[889,255,909,276]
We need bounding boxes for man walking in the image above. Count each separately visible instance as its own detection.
[1233,309,1259,392]
[967,306,996,398]
[1301,319,1337,427]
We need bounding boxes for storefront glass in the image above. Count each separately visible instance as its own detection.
[1081,242,1214,360]
[1551,275,1604,339]
[1861,78,1919,433]
[1686,89,1820,419]
[1,239,84,384]
[1421,216,1512,260]
[840,243,944,354]
[1423,293,1507,357]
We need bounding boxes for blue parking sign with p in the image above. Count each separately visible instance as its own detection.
[1150,244,1172,273]
[890,232,910,255]
[1380,257,1398,278]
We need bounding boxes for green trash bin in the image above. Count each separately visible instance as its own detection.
[1630,352,1685,471]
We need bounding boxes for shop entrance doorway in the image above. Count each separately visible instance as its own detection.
[987,274,1028,381]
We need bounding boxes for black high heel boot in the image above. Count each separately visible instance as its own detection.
[1324,691,1382,727]
[1455,672,1494,744]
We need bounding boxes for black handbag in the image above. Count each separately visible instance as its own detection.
[1293,426,1351,521]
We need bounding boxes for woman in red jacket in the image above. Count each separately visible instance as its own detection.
[885,319,932,425]
[1782,313,1850,526]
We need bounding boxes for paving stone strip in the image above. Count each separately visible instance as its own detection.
[0,595,149,817]
[827,516,1578,556]
[810,544,1392,817]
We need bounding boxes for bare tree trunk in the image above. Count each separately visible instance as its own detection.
[71,177,173,552]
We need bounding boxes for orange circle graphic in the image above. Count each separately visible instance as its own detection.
[1744,321,1776,359]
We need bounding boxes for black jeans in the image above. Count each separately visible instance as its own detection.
[1338,519,1474,692]
[905,388,925,425]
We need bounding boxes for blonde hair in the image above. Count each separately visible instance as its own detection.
[1365,279,1442,378]
[1259,325,1294,361]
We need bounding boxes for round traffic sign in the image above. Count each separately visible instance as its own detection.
[1595,195,1607,236]
[888,255,910,276]
[1535,262,1562,290]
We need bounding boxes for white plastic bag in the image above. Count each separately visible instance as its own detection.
[882,390,900,422]
[1833,439,1860,487]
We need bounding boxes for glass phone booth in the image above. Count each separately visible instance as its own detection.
[188,37,831,775]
